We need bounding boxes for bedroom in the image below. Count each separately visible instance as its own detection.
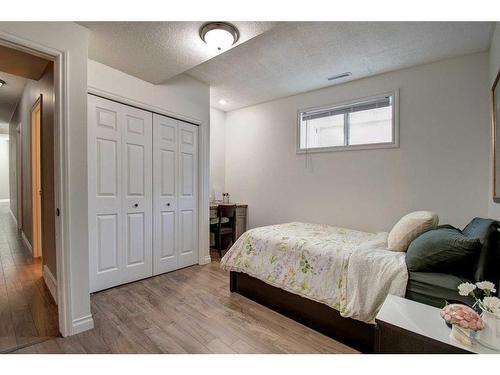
[1,0,500,372]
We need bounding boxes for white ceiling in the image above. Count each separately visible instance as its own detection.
[82,22,495,112]
[188,22,495,111]
[80,22,277,84]
[0,71,26,134]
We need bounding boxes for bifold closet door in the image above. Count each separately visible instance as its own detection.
[153,114,198,275]
[88,95,153,292]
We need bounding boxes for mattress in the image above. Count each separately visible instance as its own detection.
[405,271,474,308]
[221,222,408,323]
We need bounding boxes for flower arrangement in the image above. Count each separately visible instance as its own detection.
[457,281,500,318]
[456,281,500,350]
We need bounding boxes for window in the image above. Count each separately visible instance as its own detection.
[298,92,398,153]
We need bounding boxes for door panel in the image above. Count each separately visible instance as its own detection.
[89,95,153,292]
[96,214,119,272]
[177,122,198,268]
[120,105,153,283]
[89,95,123,291]
[96,138,118,196]
[160,211,175,259]
[126,143,145,196]
[127,213,145,266]
[153,114,198,274]
[180,209,194,254]
[153,114,179,274]
[160,149,175,196]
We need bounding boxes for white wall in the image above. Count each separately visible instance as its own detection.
[0,135,9,200]
[87,59,211,264]
[210,107,226,197]
[225,53,490,233]
[488,23,500,220]
[0,22,92,335]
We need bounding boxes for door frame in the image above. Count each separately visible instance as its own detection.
[0,33,73,337]
[30,95,43,258]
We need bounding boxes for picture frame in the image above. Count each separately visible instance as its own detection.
[493,69,500,202]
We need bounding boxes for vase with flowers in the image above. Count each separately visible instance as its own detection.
[457,281,500,350]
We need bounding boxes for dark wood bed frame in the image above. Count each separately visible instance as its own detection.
[230,271,375,353]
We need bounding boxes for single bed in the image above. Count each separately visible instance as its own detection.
[220,222,408,352]
[221,218,500,352]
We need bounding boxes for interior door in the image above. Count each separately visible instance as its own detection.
[31,97,42,258]
[153,114,198,274]
[153,114,178,274]
[177,121,198,268]
[121,104,153,284]
[88,95,153,292]
[88,95,123,292]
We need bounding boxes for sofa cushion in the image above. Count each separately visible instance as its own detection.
[462,218,500,284]
[387,211,439,252]
[406,227,480,276]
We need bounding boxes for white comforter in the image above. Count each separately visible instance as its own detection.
[220,222,408,323]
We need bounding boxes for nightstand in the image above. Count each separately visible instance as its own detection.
[375,295,499,354]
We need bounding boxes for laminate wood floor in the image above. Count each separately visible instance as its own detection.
[13,258,357,354]
[0,202,59,353]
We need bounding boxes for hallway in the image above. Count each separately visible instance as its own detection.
[0,202,58,353]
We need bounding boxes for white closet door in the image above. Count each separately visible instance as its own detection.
[177,121,198,268]
[153,114,198,274]
[121,105,153,284]
[89,95,153,292]
[153,114,179,274]
[88,95,123,292]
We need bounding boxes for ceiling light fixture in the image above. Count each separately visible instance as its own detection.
[200,22,239,52]
[327,72,352,81]
[0,79,6,88]
[218,99,228,105]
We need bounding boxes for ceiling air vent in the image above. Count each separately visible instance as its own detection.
[327,72,352,81]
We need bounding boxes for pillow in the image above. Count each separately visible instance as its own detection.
[387,211,439,252]
[406,227,481,275]
[462,218,500,283]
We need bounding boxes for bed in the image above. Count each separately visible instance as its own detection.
[220,222,408,352]
[221,218,500,353]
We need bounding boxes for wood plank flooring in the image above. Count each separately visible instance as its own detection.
[3,211,356,354]
[0,202,59,353]
[13,259,357,354]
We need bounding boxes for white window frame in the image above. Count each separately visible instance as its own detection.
[296,90,400,154]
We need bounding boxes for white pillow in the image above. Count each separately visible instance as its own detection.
[387,211,439,252]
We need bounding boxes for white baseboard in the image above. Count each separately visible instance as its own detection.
[43,265,58,305]
[21,230,32,255]
[71,315,94,335]
[200,254,212,265]
[9,208,17,228]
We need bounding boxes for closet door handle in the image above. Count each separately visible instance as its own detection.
[166,203,171,207]
[133,203,139,208]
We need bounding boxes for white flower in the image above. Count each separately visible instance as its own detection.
[482,296,500,316]
[476,281,497,293]
[458,282,477,296]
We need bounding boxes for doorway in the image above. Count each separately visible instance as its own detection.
[0,44,59,353]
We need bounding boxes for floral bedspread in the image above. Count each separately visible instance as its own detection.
[220,222,408,323]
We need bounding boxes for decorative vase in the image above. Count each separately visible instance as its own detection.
[476,310,500,350]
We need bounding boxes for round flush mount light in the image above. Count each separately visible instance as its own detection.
[200,22,239,51]
[0,79,6,88]
[218,99,228,105]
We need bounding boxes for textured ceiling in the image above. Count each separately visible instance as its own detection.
[0,71,26,134]
[80,22,277,84]
[187,22,495,111]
